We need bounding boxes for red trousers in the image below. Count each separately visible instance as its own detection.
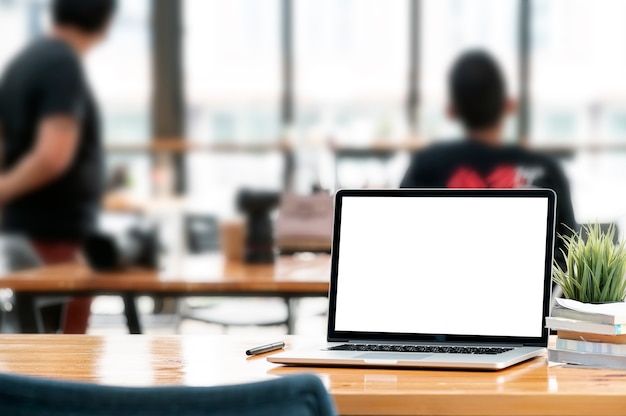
[30,240,91,334]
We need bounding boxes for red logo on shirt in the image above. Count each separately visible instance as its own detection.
[447,166,527,188]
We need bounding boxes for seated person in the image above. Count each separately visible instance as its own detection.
[400,50,577,267]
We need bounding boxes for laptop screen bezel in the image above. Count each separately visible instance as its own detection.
[326,188,556,347]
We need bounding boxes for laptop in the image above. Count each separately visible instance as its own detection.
[268,188,556,370]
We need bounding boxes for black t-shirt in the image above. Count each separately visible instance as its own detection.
[0,38,103,240]
[400,139,577,267]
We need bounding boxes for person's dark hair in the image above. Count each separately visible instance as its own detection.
[449,50,507,130]
[52,0,116,33]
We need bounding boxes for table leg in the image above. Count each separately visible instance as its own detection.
[123,295,142,334]
[13,293,41,333]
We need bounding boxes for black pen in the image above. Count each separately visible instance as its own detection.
[246,341,285,356]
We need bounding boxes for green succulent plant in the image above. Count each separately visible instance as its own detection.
[553,223,626,303]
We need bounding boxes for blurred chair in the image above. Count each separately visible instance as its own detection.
[177,214,290,333]
[0,235,67,333]
[0,372,336,416]
[185,214,220,253]
[275,192,333,254]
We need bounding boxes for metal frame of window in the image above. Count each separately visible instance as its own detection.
[518,0,531,144]
[281,0,295,191]
[152,0,186,193]
[408,0,421,135]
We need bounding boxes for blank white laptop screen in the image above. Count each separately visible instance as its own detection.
[334,196,548,338]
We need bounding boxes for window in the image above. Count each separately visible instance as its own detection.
[531,0,626,229]
[293,0,410,191]
[86,0,151,145]
[85,0,152,198]
[184,0,281,145]
[531,0,626,144]
[0,0,48,69]
[183,0,284,212]
[420,0,519,141]
[294,0,410,147]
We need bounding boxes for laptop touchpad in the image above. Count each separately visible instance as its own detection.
[356,353,433,361]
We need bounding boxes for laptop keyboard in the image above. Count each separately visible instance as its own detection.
[328,344,514,355]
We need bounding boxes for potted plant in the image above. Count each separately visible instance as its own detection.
[548,224,626,368]
[553,223,626,304]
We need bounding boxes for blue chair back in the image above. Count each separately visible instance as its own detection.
[0,372,336,416]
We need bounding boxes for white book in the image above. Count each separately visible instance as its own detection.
[556,338,626,355]
[545,317,623,335]
[552,305,626,326]
[548,348,626,369]
[555,299,626,325]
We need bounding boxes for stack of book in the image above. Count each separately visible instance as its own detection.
[547,299,626,369]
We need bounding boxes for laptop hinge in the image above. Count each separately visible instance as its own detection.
[343,340,526,347]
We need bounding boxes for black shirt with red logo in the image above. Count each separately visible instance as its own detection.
[400,139,577,267]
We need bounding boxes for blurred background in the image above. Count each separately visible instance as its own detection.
[2,0,625,218]
[1,0,626,334]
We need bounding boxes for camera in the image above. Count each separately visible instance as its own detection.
[237,189,281,263]
[83,224,160,271]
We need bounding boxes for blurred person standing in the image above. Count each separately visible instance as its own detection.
[401,50,577,267]
[0,0,116,333]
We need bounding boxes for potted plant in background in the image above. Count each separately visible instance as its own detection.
[548,223,626,368]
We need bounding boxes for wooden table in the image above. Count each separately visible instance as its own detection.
[0,254,330,334]
[1,334,625,416]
